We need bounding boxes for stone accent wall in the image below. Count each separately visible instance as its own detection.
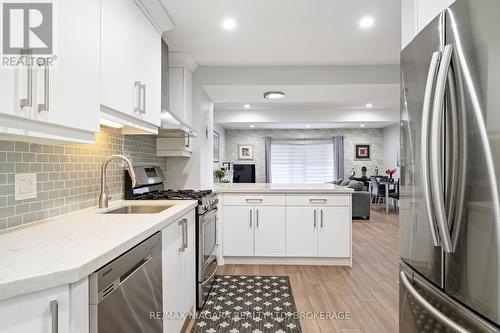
[0,127,166,230]
[224,128,384,183]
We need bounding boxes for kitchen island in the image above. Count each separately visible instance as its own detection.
[214,183,353,266]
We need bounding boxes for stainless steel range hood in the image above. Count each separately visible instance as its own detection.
[159,39,197,137]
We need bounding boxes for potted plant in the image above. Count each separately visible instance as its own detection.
[214,169,226,183]
[385,168,397,182]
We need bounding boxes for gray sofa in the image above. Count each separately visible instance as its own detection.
[332,179,371,219]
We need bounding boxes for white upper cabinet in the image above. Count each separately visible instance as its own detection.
[0,0,100,143]
[402,0,456,49]
[100,0,161,133]
[168,53,198,127]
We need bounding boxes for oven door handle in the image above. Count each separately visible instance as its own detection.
[202,209,218,224]
[202,259,218,285]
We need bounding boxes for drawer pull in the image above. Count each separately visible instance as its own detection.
[246,198,264,203]
[309,198,327,204]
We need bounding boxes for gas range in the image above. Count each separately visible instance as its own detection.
[124,166,218,214]
[134,189,217,214]
[124,165,219,309]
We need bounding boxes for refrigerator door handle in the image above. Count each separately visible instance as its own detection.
[430,44,454,253]
[400,271,470,333]
[421,51,442,247]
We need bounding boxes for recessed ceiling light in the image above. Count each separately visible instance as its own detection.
[306,125,311,128]
[359,16,374,29]
[360,124,366,127]
[263,91,285,100]
[222,18,237,31]
[250,124,255,128]
[365,103,373,108]
[244,104,250,109]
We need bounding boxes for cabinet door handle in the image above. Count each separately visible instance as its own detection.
[179,219,187,252]
[139,84,146,114]
[134,81,141,113]
[320,209,324,228]
[20,49,33,108]
[313,209,317,228]
[256,209,259,228]
[249,209,253,227]
[50,300,58,333]
[38,60,50,112]
[183,218,188,249]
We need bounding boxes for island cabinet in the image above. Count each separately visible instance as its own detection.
[223,195,286,257]
[161,209,196,333]
[219,190,352,266]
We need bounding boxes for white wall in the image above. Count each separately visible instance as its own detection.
[165,74,214,189]
[213,124,226,171]
[383,124,400,178]
[401,0,456,49]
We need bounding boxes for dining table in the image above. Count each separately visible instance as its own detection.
[368,180,398,213]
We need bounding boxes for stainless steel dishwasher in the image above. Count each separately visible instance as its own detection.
[89,233,162,333]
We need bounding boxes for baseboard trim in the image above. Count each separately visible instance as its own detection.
[223,256,352,266]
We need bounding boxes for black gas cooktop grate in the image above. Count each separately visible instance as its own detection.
[135,189,213,201]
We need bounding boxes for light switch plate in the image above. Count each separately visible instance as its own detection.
[15,173,37,201]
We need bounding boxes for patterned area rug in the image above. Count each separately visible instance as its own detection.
[192,275,302,333]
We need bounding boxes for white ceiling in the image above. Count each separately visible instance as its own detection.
[209,83,400,128]
[162,0,401,66]
[205,84,399,104]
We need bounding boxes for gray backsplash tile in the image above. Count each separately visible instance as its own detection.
[0,126,167,231]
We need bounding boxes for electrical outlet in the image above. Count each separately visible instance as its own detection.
[15,173,37,201]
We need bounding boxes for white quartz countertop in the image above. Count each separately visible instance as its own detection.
[214,183,353,194]
[0,200,197,300]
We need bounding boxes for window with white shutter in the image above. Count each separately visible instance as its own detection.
[270,139,334,184]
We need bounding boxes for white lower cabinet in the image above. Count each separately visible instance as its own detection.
[223,206,254,256]
[287,206,351,258]
[222,193,351,263]
[318,206,351,257]
[254,206,286,256]
[162,209,195,333]
[286,206,318,257]
[0,284,70,333]
[223,205,286,257]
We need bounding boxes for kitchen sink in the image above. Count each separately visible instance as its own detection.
[101,205,172,214]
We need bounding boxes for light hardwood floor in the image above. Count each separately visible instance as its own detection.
[189,206,399,333]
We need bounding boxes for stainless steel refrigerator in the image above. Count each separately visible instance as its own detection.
[400,0,500,332]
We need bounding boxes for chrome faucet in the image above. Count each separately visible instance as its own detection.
[99,155,137,208]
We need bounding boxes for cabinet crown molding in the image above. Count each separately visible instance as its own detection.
[169,52,199,72]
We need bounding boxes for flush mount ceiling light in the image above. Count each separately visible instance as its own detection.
[244,104,251,109]
[249,124,255,128]
[222,18,237,31]
[360,124,366,127]
[306,125,311,128]
[359,16,374,29]
[263,91,285,100]
[365,103,373,108]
